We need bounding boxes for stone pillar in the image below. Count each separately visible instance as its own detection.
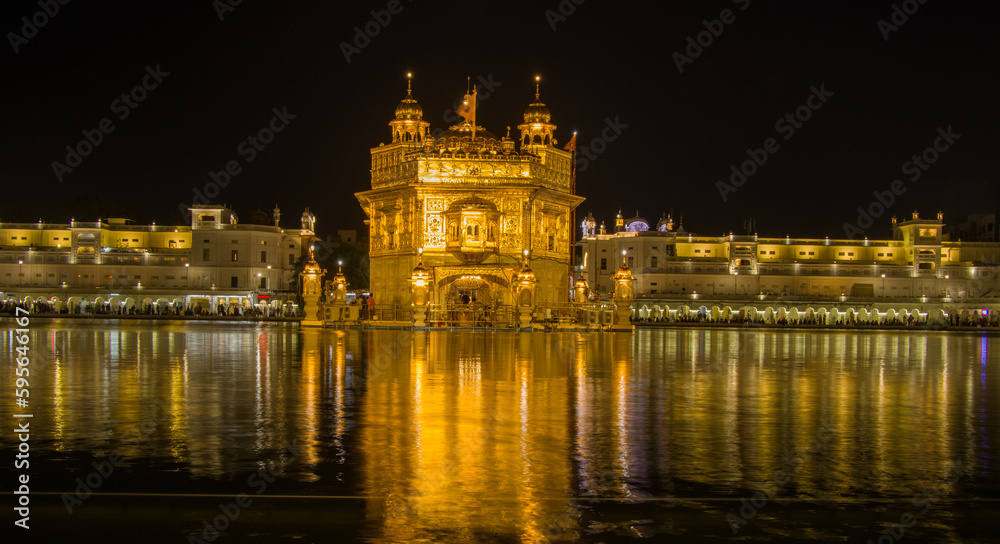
[299,245,326,327]
[513,250,537,329]
[410,249,431,327]
[611,251,635,331]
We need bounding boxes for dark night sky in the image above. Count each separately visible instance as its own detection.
[2,0,998,240]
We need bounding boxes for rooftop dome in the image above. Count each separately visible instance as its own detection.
[246,209,270,225]
[395,91,423,120]
[394,74,423,120]
[523,77,552,123]
[523,101,551,123]
[625,214,649,232]
[437,122,499,142]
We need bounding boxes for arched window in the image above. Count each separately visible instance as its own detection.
[522,135,529,146]
[544,134,550,145]
[532,134,542,144]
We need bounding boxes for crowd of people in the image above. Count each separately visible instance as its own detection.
[631,311,999,328]
[0,299,302,318]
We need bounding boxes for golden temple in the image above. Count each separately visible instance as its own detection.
[356,74,583,311]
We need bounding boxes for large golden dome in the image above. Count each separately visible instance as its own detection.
[437,122,500,142]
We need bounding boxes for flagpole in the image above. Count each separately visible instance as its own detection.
[569,132,577,299]
[471,86,477,141]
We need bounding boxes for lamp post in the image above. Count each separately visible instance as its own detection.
[18,260,23,286]
[881,274,886,299]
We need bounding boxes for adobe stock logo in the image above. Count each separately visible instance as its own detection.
[178,106,296,223]
[877,0,931,41]
[842,126,959,238]
[339,0,412,64]
[672,0,751,73]
[51,65,170,182]
[7,0,71,53]
[717,84,833,202]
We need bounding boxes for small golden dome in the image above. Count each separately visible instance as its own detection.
[395,92,423,120]
[523,101,551,123]
[395,73,423,120]
[523,77,551,123]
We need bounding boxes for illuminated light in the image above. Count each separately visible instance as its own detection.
[184,263,189,267]
[266,265,271,269]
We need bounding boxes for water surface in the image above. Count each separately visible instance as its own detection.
[2,321,997,542]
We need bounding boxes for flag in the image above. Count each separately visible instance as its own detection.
[457,87,477,124]
[563,133,577,152]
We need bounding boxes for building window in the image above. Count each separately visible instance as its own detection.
[600,258,607,270]
[231,276,238,288]
[808,252,814,256]
[260,250,267,263]
[288,254,295,265]
[259,276,267,289]
[628,256,634,268]
[203,248,210,261]
[650,256,658,268]
[548,235,554,251]
[799,251,805,256]
[231,250,239,262]
[695,249,701,254]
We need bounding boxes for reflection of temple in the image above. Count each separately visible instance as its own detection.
[356,75,583,313]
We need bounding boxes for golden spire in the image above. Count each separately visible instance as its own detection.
[535,75,541,99]
[406,72,412,96]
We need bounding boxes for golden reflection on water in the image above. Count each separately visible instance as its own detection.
[1,322,997,541]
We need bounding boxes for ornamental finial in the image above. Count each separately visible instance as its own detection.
[406,72,412,96]
[535,75,541,100]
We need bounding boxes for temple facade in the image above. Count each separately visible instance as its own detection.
[356,75,583,311]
